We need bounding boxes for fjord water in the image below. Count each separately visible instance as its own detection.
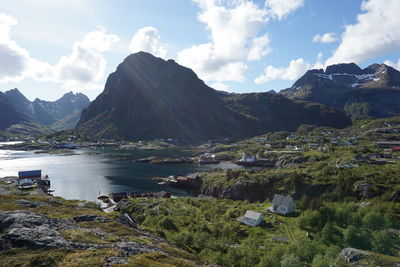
[0,145,241,201]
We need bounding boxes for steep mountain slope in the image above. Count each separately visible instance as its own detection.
[223,93,351,131]
[4,88,34,117]
[4,89,90,130]
[0,92,25,131]
[78,52,259,140]
[77,52,351,141]
[280,63,400,119]
[0,92,51,134]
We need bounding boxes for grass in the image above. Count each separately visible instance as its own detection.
[60,229,108,244]
[116,252,197,267]
[0,193,203,266]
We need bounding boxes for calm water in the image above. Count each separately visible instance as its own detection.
[0,144,242,201]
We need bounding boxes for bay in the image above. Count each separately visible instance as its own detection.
[0,145,242,201]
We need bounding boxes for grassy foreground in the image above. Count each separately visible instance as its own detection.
[0,194,204,267]
[121,197,400,267]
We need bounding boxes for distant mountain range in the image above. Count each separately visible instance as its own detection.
[76,52,351,141]
[0,92,51,135]
[280,63,400,119]
[4,52,400,140]
[3,89,90,131]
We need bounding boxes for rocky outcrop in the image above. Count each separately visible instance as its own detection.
[0,210,76,249]
[340,247,369,263]
[0,210,162,265]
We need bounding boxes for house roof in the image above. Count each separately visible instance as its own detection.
[271,194,293,207]
[18,170,41,178]
[244,210,262,221]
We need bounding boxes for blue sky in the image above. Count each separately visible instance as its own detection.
[0,0,399,101]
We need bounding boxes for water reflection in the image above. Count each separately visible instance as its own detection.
[0,147,242,201]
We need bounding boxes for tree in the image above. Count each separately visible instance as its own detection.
[343,226,371,250]
[321,222,340,245]
[298,210,322,229]
[363,212,386,231]
[371,230,393,255]
[280,253,303,267]
[312,254,337,267]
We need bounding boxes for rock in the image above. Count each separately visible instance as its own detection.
[103,256,129,267]
[5,225,73,249]
[73,214,112,223]
[340,247,368,263]
[0,210,74,249]
[118,213,137,228]
[113,241,161,257]
[16,199,50,208]
[0,210,163,260]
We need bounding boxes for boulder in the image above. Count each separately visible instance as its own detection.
[340,247,368,263]
[0,210,74,249]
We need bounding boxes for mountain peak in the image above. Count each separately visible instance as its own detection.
[325,63,362,75]
[5,88,28,99]
[280,61,400,119]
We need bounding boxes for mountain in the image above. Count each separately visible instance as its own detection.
[223,93,351,131]
[0,92,25,131]
[77,52,350,141]
[0,92,51,135]
[280,63,400,119]
[4,89,90,131]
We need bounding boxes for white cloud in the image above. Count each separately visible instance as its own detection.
[326,0,400,65]
[129,26,167,58]
[247,34,272,61]
[177,0,270,82]
[0,14,31,82]
[313,52,324,69]
[177,0,303,83]
[0,16,119,90]
[211,82,230,92]
[254,58,310,84]
[384,59,400,70]
[52,28,119,85]
[312,33,338,44]
[265,0,304,20]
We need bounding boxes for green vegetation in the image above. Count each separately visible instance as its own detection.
[0,194,204,267]
[122,197,400,267]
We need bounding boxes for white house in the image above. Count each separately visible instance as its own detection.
[270,194,295,215]
[237,210,263,226]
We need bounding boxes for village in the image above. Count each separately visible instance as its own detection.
[1,118,400,266]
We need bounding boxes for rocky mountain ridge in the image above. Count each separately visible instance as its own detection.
[0,92,51,134]
[280,63,400,119]
[4,89,90,131]
[77,52,351,141]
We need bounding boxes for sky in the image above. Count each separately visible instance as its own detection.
[0,0,399,101]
